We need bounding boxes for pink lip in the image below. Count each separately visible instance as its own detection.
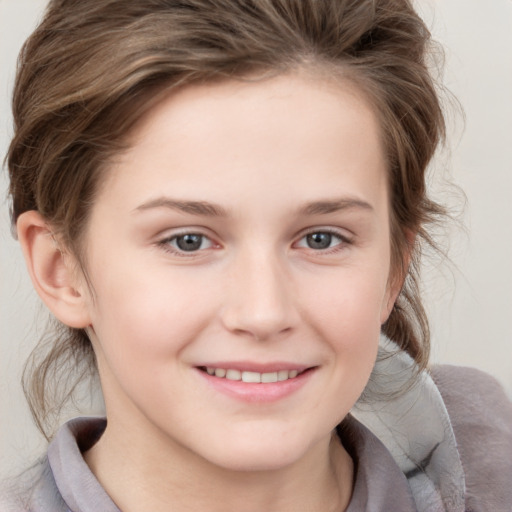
[195,365,316,403]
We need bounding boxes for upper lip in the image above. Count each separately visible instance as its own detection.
[196,362,314,373]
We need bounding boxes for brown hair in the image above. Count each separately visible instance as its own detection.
[7,0,446,439]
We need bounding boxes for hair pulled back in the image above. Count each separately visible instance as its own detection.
[7,0,446,438]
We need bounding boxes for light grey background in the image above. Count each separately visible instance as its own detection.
[1,0,512,474]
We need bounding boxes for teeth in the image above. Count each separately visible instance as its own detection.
[242,371,261,383]
[261,372,278,383]
[205,367,302,382]
[277,370,289,381]
[226,369,241,381]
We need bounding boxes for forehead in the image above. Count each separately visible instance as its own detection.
[97,73,387,216]
[126,72,382,154]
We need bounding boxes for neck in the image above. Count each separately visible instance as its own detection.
[84,418,353,512]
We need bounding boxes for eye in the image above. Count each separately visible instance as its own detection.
[163,233,214,253]
[295,230,347,251]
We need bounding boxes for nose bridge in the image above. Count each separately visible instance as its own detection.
[221,245,297,340]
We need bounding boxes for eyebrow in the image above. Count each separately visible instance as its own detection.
[134,196,373,217]
[298,198,374,216]
[134,198,229,217]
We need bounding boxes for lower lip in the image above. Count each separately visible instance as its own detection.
[196,368,315,403]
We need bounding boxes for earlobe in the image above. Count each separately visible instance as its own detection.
[17,211,91,328]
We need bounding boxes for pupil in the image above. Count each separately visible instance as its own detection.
[177,234,202,251]
[307,232,331,249]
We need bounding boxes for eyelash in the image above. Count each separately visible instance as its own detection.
[157,231,216,257]
[157,228,353,257]
[294,228,353,254]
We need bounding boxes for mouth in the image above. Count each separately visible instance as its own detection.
[197,366,313,383]
[196,364,316,402]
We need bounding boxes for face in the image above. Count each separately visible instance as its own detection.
[80,73,397,472]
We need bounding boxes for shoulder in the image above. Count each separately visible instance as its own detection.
[431,365,512,511]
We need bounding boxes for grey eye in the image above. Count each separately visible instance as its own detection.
[295,231,346,251]
[174,234,208,251]
[306,232,334,250]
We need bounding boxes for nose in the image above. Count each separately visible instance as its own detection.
[220,249,299,341]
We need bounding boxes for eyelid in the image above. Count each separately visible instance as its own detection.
[156,228,220,257]
[154,226,353,257]
[293,227,354,251]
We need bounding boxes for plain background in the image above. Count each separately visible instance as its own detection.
[1,0,511,475]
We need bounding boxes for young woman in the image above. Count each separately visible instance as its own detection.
[4,0,512,511]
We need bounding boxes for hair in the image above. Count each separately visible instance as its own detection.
[7,0,446,439]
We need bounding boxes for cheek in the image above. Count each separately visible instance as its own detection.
[85,272,214,420]
[86,264,216,366]
[299,266,388,385]
[302,266,390,335]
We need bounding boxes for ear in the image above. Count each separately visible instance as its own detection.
[380,229,416,324]
[17,211,91,328]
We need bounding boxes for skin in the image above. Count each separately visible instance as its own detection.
[18,73,402,512]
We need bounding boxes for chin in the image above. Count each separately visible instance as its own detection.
[209,449,303,473]
[198,426,327,473]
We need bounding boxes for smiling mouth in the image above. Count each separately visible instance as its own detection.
[198,367,312,383]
